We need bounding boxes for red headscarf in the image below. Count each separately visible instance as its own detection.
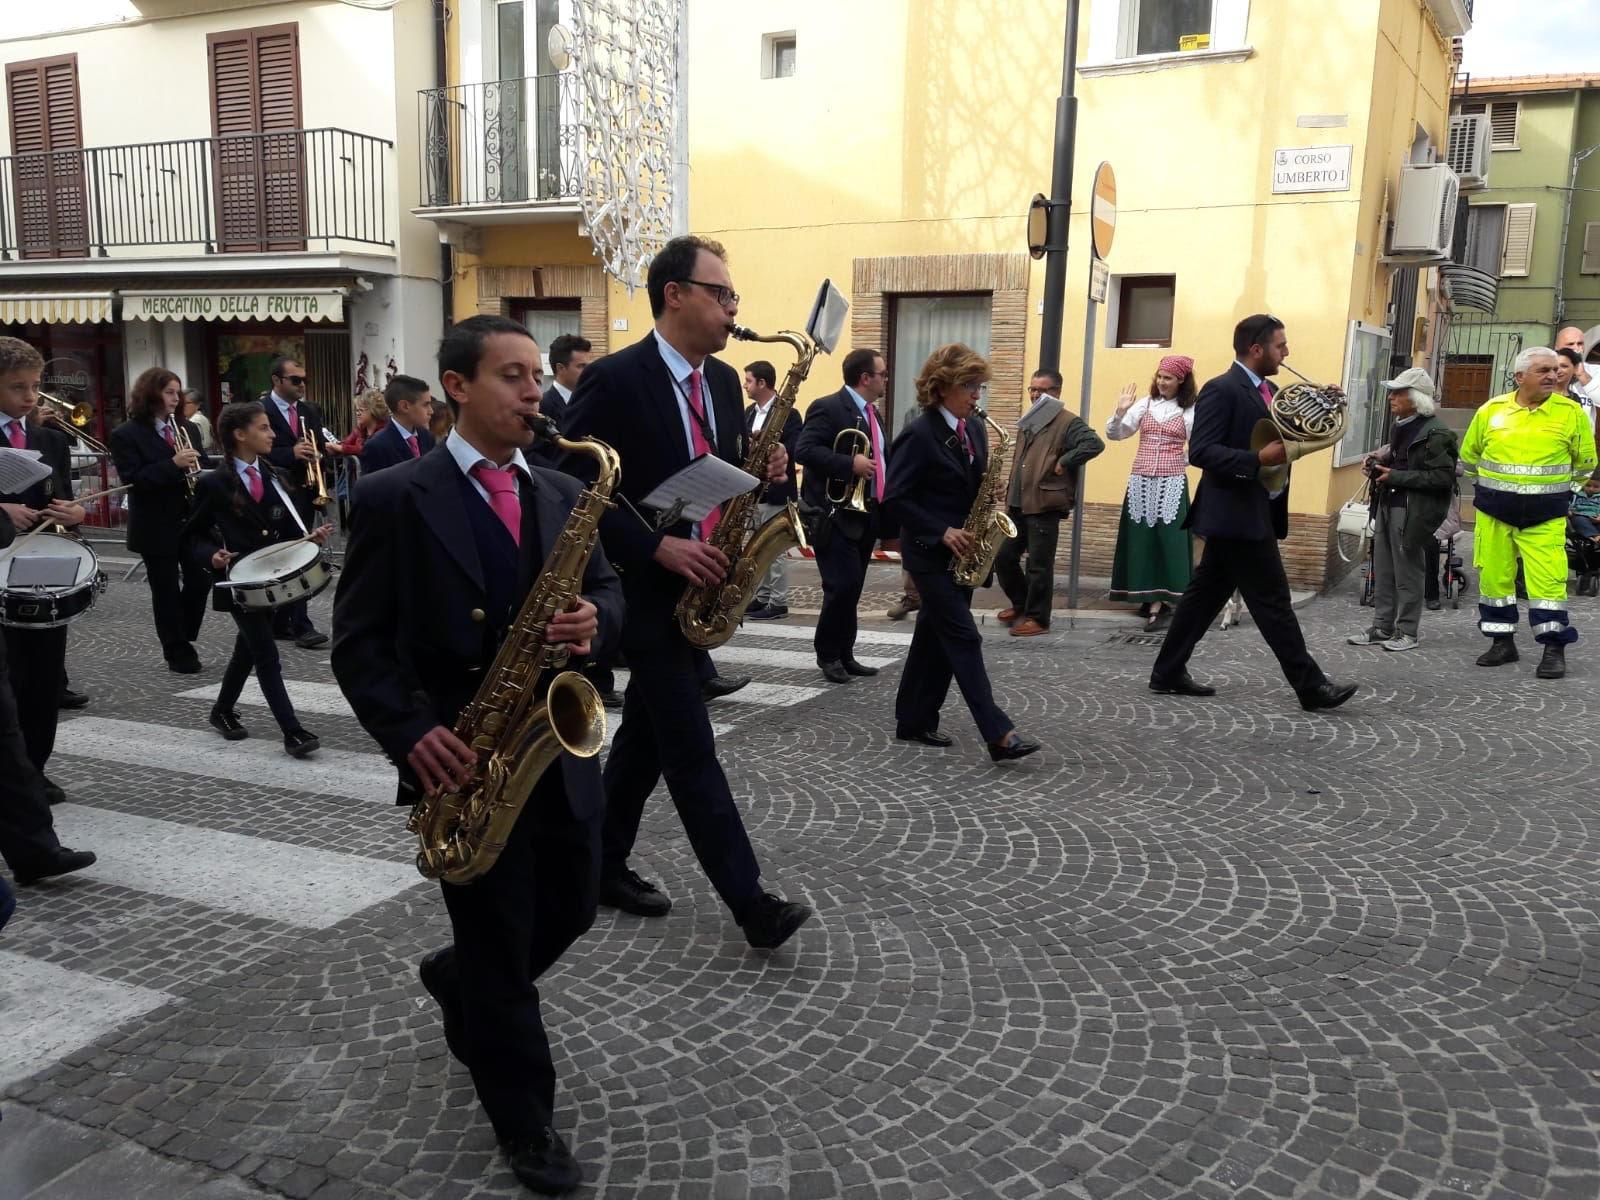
[1158,354,1194,380]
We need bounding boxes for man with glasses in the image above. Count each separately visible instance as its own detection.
[558,234,813,951]
[261,356,331,649]
[796,348,891,684]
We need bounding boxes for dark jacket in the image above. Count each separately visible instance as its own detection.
[180,459,306,611]
[558,333,745,640]
[1186,362,1287,541]
[108,417,205,556]
[1373,415,1459,554]
[795,387,886,516]
[885,407,989,574]
[262,393,329,503]
[744,402,802,505]
[0,420,74,510]
[331,447,623,810]
[359,421,436,476]
[1009,399,1104,516]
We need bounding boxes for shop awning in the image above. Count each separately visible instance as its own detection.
[0,291,115,324]
[121,287,346,324]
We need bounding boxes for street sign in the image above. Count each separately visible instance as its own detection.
[1089,259,1108,303]
[1091,162,1116,260]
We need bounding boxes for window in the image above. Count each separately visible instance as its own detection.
[5,53,86,259]
[1130,0,1213,55]
[1457,99,1519,150]
[1085,0,1252,70]
[1582,222,1600,275]
[1499,203,1536,277]
[762,32,796,80]
[512,299,581,390]
[1335,322,1394,466]
[1112,276,1175,348]
[1462,204,1506,275]
[887,294,992,434]
[207,24,305,253]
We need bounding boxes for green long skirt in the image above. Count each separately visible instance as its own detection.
[1109,486,1193,604]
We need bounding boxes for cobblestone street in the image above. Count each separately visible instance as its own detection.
[3,554,1599,1200]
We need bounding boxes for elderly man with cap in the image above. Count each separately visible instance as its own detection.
[1462,347,1598,679]
[1347,367,1458,652]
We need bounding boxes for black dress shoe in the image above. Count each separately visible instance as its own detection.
[209,709,249,741]
[701,674,751,701]
[1476,637,1519,667]
[1148,673,1216,697]
[748,603,788,620]
[841,657,879,677]
[740,891,813,950]
[988,733,1042,762]
[1299,680,1358,712]
[504,1126,582,1195]
[41,777,66,805]
[1536,643,1567,679]
[819,660,852,684]
[896,727,953,747]
[15,847,96,886]
[58,688,89,710]
[599,867,672,917]
[294,630,330,650]
[418,948,468,1064]
[597,689,624,710]
[283,728,321,758]
[166,656,202,675]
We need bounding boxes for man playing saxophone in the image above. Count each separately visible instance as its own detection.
[331,315,623,1196]
[884,344,1040,762]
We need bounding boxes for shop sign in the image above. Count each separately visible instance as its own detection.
[123,290,345,323]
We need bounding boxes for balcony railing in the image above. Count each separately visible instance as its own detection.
[418,73,581,209]
[0,127,394,261]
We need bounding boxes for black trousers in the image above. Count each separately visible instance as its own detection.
[994,508,1061,625]
[0,646,62,874]
[143,553,209,662]
[3,625,65,773]
[1151,535,1325,695]
[601,626,761,915]
[434,775,601,1143]
[814,527,873,664]
[217,610,299,732]
[272,598,314,638]
[896,570,1012,743]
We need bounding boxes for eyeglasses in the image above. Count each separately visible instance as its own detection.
[1027,386,1047,395]
[278,374,306,386]
[676,279,740,307]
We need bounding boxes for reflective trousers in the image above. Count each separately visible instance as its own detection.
[1474,513,1574,645]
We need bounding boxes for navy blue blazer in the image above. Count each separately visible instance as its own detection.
[331,446,623,811]
[744,403,801,505]
[0,421,73,510]
[108,417,205,556]
[884,408,988,573]
[1187,362,1288,542]
[359,421,435,476]
[180,460,305,611]
[558,333,745,629]
[261,394,329,499]
[795,387,887,515]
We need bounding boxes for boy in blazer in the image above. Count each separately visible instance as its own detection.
[1148,314,1357,711]
[359,374,436,474]
[332,316,623,1195]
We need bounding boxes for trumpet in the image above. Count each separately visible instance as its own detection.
[172,417,201,496]
[827,427,872,514]
[36,391,108,456]
[302,426,330,509]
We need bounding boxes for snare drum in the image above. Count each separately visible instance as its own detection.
[0,532,106,629]
[226,540,332,612]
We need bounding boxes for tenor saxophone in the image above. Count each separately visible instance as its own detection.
[408,416,620,884]
[674,324,817,649]
[950,413,1019,587]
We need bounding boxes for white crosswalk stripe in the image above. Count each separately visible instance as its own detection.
[734,621,915,646]
[711,645,897,671]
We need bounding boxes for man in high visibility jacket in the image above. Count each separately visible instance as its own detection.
[1461,346,1598,679]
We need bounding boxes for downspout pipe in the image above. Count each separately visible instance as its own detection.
[1554,141,1600,329]
[435,0,454,331]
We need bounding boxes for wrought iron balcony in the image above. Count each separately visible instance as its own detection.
[418,73,581,212]
[0,128,394,261]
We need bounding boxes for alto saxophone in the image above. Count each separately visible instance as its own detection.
[408,416,621,884]
[950,413,1019,587]
[675,324,817,648]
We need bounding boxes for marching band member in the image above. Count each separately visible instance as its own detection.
[559,234,813,949]
[741,358,803,621]
[184,402,328,757]
[358,374,436,474]
[261,357,330,650]
[109,368,209,674]
[332,316,623,1195]
[885,344,1040,762]
[0,338,84,804]
[795,347,890,683]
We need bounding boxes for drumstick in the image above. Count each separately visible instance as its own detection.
[0,483,137,559]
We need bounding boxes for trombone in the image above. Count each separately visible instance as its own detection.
[827,427,872,514]
[36,391,108,456]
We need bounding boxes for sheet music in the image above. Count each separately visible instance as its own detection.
[641,454,759,524]
[0,447,52,494]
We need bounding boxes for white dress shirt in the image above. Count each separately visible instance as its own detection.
[1105,396,1196,440]
[750,396,776,434]
[389,418,420,455]
[445,428,532,507]
[653,329,720,456]
[232,455,306,533]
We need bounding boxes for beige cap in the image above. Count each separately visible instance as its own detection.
[1381,366,1435,398]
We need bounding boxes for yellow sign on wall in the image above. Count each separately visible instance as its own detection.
[1179,33,1212,51]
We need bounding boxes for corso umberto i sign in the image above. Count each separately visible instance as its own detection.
[123,290,345,322]
[1271,145,1353,195]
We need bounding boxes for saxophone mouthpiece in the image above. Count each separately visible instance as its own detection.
[729,324,755,341]
[524,412,561,440]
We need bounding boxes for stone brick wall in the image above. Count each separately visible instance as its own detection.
[472,265,610,355]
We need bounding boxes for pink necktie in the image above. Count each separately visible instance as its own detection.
[1258,380,1273,410]
[286,404,300,437]
[162,422,175,448]
[408,435,420,459]
[6,421,24,450]
[245,463,264,502]
[685,370,721,540]
[865,404,885,501]
[956,418,973,462]
[471,462,521,546]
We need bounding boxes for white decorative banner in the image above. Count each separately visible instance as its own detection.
[122,289,345,323]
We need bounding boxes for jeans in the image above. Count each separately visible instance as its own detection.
[217,610,300,732]
[1573,514,1600,539]
[994,508,1060,625]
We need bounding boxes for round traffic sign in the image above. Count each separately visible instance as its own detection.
[1091,162,1116,260]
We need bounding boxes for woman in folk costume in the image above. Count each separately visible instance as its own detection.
[1106,354,1199,630]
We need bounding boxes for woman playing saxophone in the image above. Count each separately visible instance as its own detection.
[883,343,1041,763]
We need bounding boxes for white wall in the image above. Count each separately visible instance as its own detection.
[347,274,444,391]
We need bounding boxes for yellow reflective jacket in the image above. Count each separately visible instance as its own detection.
[1461,391,1598,527]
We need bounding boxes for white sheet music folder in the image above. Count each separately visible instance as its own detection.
[0,448,51,494]
[641,454,759,524]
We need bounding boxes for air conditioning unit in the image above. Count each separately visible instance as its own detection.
[1447,114,1491,191]
[1390,163,1460,258]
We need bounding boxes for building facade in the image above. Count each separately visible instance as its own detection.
[0,0,443,467]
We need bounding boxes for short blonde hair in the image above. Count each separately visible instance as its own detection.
[914,343,991,410]
[355,389,389,423]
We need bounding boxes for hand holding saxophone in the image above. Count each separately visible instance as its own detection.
[409,725,478,796]
[655,536,729,586]
[766,444,789,484]
[942,526,977,558]
[545,597,598,657]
